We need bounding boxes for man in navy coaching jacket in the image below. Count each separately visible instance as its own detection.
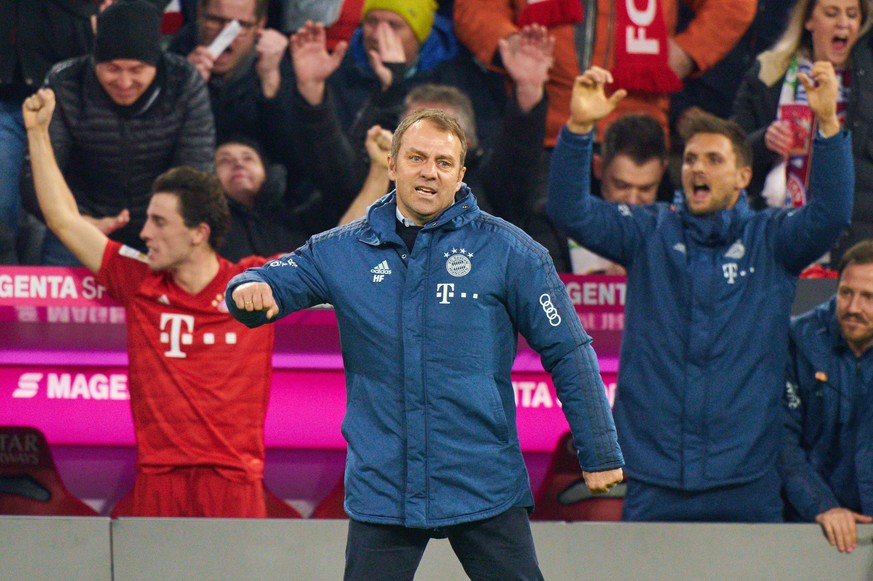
[547,64,853,522]
[227,108,623,580]
[781,239,873,553]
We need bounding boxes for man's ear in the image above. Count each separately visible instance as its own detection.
[192,222,211,246]
[387,156,397,182]
[738,165,752,190]
[592,154,604,180]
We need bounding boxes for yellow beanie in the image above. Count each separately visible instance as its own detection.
[362,0,438,44]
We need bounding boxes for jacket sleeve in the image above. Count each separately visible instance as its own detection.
[171,66,216,172]
[506,242,623,472]
[452,0,518,70]
[291,86,368,212]
[255,57,302,174]
[479,91,547,225]
[226,242,331,328]
[773,131,854,274]
[675,0,756,73]
[778,338,842,521]
[546,127,655,266]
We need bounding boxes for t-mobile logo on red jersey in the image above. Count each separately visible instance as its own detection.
[160,313,194,358]
[159,313,238,358]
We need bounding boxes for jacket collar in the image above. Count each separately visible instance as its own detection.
[357,183,478,246]
[817,296,850,353]
[675,190,753,247]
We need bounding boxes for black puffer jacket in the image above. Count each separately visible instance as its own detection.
[21,52,215,251]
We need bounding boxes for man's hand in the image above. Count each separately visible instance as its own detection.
[498,24,554,113]
[290,21,348,106]
[22,89,56,131]
[255,28,290,99]
[83,209,130,235]
[232,282,280,320]
[366,20,406,91]
[582,467,624,494]
[567,67,627,134]
[364,125,393,169]
[815,507,873,553]
[24,88,108,273]
[799,61,840,138]
[187,46,216,82]
[764,120,794,157]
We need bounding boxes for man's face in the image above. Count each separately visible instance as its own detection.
[362,10,420,66]
[681,133,751,215]
[94,59,157,105]
[837,261,873,355]
[388,119,466,226]
[598,154,664,205]
[139,193,202,271]
[807,0,862,68]
[198,0,264,76]
[215,142,266,205]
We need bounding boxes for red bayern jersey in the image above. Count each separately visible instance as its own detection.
[96,241,275,482]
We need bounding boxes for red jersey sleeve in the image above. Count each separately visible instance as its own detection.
[95,241,153,306]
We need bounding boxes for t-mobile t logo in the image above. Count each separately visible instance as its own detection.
[436,283,455,304]
[722,263,738,284]
[160,313,195,358]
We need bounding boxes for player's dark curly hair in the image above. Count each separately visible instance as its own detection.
[151,166,231,251]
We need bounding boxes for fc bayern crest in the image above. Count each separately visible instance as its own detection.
[445,247,473,277]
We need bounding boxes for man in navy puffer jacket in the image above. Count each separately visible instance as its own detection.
[781,240,873,553]
[547,64,853,522]
[228,108,624,580]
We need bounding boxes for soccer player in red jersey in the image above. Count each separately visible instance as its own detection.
[23,88,274,517]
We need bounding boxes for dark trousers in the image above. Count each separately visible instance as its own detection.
[621,467,784,522]
[344,507,544,581]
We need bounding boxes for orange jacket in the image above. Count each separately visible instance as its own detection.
[454,0,756,145]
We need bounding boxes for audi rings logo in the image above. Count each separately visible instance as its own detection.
[539,294,561,327]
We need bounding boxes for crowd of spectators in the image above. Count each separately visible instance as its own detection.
[5,0,873,554]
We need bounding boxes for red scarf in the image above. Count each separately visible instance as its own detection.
[517,0,583,27]
[611,0,683,93]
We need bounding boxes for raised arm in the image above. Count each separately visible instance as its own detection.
[774,61,853,273]
[289,22,365,204]
[481,24,550,225]
[338,125,393,225]
[499,24,554,114]
[564,67,626,135]
[290,20,348,107]
[23,89,108,273]
[547,68,654,264]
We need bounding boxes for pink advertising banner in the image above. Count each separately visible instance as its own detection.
[0,267,625,453]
